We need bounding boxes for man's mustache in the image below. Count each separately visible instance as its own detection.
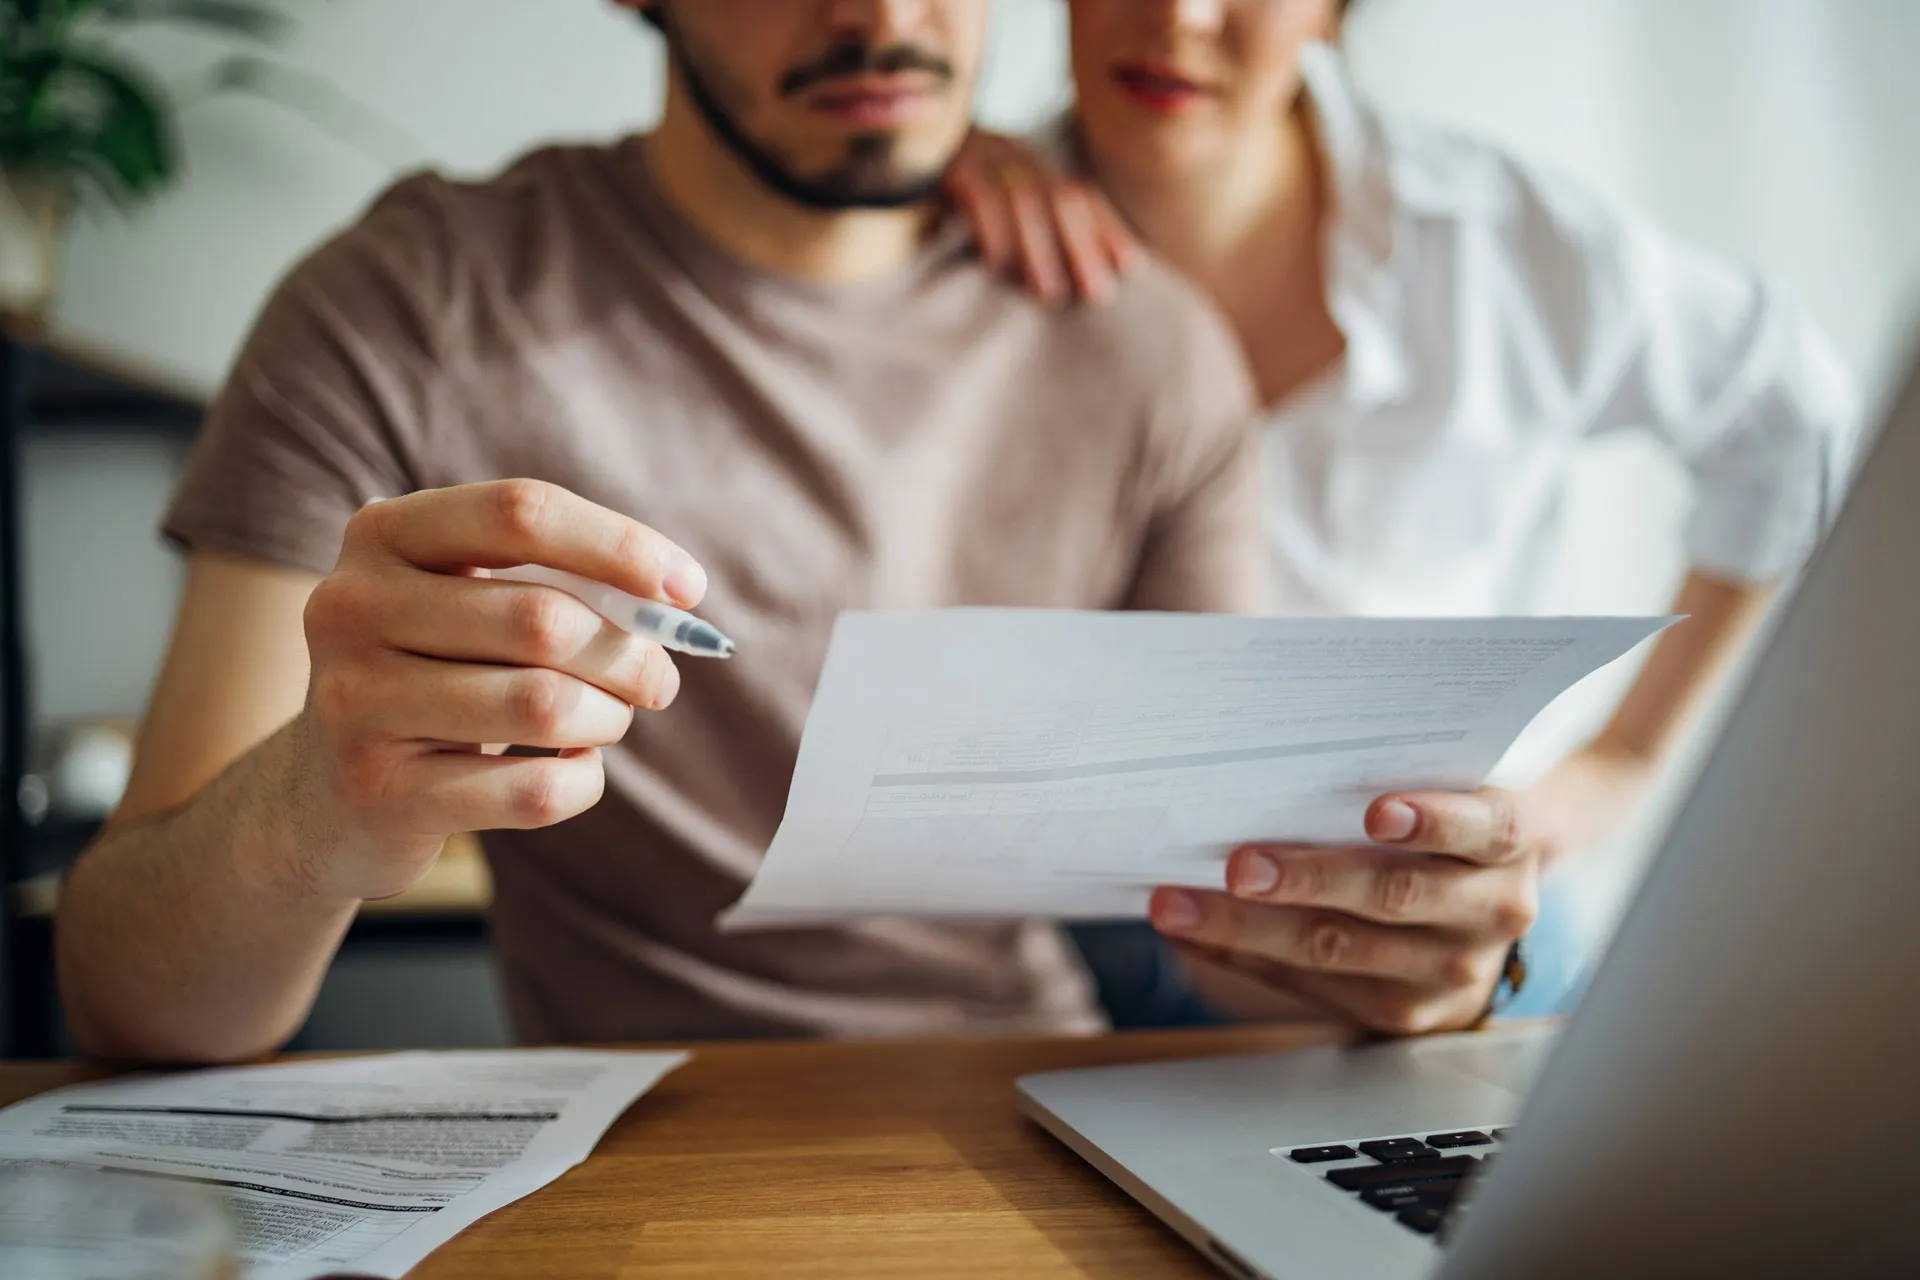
[780,42,955,97]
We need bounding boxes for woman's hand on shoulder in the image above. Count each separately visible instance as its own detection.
[944,129,1139,307]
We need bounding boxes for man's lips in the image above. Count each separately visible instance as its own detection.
[1111,61,1214,114]
[805,73,942,127]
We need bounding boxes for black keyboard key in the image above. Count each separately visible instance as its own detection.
[1287,1144,1357,1164]
[1425,1130,1491,1149]
[1397,1205,1448,1236]
[1327,1155,1478,1191]
[1360,1178,1465,1212]
[1358,1138,1437,1163]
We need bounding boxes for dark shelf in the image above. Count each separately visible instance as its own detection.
[2,321,209,1056]
[26,347,205,433]
[16,816,103,880]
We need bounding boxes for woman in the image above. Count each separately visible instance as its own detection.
[948,0,1857,1028]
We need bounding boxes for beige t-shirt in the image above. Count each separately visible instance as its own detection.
[165,140,1262,1043]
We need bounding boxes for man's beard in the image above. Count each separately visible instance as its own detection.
[660,21,954,211]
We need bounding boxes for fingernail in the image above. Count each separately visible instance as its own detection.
[1373,800,1418,842]
[1232,851,1281,895]
[650,659,682,710]
[1153,889,1202,932]
[662,552,707,608]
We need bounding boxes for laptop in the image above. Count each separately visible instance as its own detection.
[1017,348,1920,1279]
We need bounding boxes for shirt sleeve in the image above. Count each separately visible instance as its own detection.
[1580,207,1861,583]
[1118,267,1269,615]
[163,175,457,575]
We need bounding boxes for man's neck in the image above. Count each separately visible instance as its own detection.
[1088,105,1323,299]
[642,85,936,285]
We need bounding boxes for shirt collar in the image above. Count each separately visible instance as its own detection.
[1297,41,1417,408]
[1299,42,1397,270]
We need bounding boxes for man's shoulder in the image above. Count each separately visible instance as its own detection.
[269,141,635,333]
[1037,251,1250,397]
[345,141,624,252]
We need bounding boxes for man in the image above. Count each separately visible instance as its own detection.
[58,0,1533,1062]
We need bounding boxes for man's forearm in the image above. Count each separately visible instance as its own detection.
[57,718,363,1063]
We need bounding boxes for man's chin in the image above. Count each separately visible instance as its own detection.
[765,140,950,211]
[790,173,945,211]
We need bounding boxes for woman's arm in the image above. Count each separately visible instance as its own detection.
[1535,189,1858,859]
[1525,569,1775,865]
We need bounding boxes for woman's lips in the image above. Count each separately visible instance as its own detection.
[1111,62,1213,115]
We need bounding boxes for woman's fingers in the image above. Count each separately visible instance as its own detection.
[1002,168,1072,304]
[948,159,1018,272]
[1050,183,1121,303]
[1099,209,1142,273]
[945,130,1138,305]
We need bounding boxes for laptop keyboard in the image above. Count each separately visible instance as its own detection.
[1280,1126,1509,1241]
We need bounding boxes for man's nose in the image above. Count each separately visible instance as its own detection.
[823,0,934,47]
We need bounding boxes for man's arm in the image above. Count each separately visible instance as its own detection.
[59,553,339,1061]
[1118,263,1268,617]
[58,483,702,1062]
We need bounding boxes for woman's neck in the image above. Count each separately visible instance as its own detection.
[1091,105,1322,297]
[1086,103,1346,410]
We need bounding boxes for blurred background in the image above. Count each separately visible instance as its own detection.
[4,0,1917,1056]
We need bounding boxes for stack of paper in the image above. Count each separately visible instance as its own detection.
[0,1049,685,1278]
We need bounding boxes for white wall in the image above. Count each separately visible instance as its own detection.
[24,433,192,723]
[54,1,1920,397]
[1346,0,1920,389]
[54,0,1072,394]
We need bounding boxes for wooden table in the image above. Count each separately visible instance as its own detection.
[0,1024,1347,1277]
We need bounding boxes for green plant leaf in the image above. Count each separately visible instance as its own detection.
[1,51,82,162]
[23,47,179,200]
[195,52,422,165]
[92,0,291,42]
[7,0,106,32]
[2,0,371,214]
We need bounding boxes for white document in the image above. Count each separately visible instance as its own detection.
[724,610,1672,927]
[0,1048,686,1279]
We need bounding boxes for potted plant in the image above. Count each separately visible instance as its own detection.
[0,0,350,320]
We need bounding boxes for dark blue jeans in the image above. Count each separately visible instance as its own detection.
[1066,921,1226,1029]
[1068,878,1592,1028]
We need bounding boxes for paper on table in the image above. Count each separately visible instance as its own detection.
[0,1048,686,1279]
[723,610,1673,928]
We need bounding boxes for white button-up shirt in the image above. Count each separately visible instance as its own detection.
[1264,45,1858,617]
